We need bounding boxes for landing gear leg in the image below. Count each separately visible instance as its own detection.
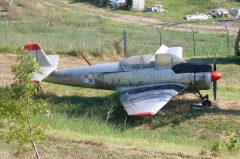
[192,91,212,109]
[36,82,44,95]
[197,91,212,107]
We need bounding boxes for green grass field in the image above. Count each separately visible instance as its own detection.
[0,0,238,57]
[2,55,240,158]
[77,0,240,23]
[1,0,240,158]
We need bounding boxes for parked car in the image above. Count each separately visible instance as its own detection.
[108,0,127,9]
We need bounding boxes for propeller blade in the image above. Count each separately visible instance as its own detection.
[213,81,217,100]
[213,53,217,100]
[213,54,216,71]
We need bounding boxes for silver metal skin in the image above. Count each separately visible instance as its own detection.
[24,43,215,116]
[42,60,212,116]
[44,62,212,92]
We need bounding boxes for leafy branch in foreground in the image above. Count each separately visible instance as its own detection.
[0,48,47,158]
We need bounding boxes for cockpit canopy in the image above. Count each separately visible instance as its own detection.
[120,54,185,70]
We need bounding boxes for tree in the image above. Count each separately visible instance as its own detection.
[0,48,47,158]
[0,0,8,9]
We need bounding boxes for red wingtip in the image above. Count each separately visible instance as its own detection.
[24,44,41,51]
[32,80,40,83]
[130,112,154,116]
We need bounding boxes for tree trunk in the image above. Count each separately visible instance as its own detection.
[27,98,40,159]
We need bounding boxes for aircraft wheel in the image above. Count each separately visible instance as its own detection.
[202,100,212,107]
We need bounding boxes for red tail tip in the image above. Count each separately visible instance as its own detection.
[24,44,41,51]
[211,71,221,81]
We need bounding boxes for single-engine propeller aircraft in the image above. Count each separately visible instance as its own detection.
[24,44,221,116]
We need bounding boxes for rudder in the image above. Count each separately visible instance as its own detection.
[24,44,59,82]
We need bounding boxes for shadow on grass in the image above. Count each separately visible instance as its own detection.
[43,92,240,129]
[69,0,106,8]
[188,56,240,65]
[69,0,93,4]
[68,0,130,10]
[151,97,240,129]
[44,92,147,128]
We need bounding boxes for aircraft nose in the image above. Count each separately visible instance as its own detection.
[211,71,221,82]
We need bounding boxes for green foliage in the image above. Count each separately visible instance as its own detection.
[211,140,221,156]
[226,133,238,151]
[0,48,47,157]
[0,0,8,9]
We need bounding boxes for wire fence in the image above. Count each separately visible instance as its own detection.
[0,18,238,58]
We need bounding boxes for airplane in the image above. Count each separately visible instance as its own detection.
[24,44,221,116]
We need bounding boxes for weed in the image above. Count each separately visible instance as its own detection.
[226,133,238,151]
[211,140,221,156]
[199,149,207,156]
[0,46,16,53]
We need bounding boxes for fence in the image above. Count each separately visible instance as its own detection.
[0,17,238,58]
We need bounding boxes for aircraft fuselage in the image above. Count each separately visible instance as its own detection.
[44,62,212,92]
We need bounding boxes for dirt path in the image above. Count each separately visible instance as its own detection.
[53,0,239,35]
[40,135,195,159]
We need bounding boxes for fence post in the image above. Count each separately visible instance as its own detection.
[123,28,127,57]
[225,25,230,55]
[157,27,162,46]
[191,27,196,56]
[46,21,49,49]
[85,23,88,49]
[5,18,8,46]
[9,0,14,7]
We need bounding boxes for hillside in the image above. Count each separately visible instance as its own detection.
[116,0,240,21]
[0,0,240,158]
[0,0,240,56]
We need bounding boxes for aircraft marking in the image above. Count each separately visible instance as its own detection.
[83,73,95,84]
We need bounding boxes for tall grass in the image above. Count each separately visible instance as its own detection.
[0,0,237,57]
[0,19,236,57]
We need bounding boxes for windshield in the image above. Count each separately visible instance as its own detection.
[121,54,155,70]
[155,54,185,69]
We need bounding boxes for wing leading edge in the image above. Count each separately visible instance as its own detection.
[120,84,186,116]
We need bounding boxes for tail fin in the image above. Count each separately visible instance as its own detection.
[24,44,59,82]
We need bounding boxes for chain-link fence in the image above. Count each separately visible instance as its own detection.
[0,17,238,58]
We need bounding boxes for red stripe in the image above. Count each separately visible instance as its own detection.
[24,44,41,51]
[130,112,154,116]
[32,80,40,83]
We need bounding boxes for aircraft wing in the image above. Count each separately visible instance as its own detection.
[120,84,186,116]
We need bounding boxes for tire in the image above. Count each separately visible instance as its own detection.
[202,100,211,107]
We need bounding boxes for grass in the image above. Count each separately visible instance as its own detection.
[0,19,237,57]
[33,93,240,158]
[1,0,240,158]
[0,0,238,57]
[188,56,240,101]
[77,0,240,23]
[20,58,239,158]
[1,55,239,158]
[40,55,240,158]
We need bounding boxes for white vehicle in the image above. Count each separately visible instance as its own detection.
[109,0,127,9]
